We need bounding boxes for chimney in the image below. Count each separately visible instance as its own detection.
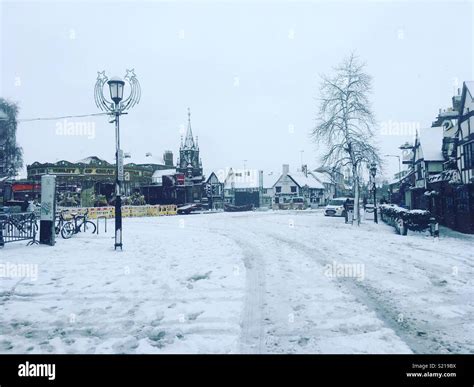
[163,150,174,167]
[282,164,289,175]
[302,164,308,177]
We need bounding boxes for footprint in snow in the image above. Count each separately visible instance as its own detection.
[187,271,212,282]
[298,337,310,346]
[187,311,204,321]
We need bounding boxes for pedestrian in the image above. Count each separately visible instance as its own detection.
[21,198,29,212]
[344,198,350,224]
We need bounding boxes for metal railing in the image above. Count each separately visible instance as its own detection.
[0,212,38,247]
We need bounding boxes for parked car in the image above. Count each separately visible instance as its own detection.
[324,197,353,217]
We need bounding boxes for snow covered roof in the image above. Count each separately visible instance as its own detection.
[311,171,333,185]
[220,168,279,189]
[203,169,222,183]
[262,171,278,188]
[224,169,259,189]
[152,168,176,184]
[126,153,166,166]
[464,81,474,99]
[417,127,444,161]
[76,156,112,165]
[289,172,324,189]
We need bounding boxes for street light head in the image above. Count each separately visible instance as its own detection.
[370,162,377,178]
[107,76,125,104]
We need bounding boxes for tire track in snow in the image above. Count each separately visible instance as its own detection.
[264,232,427,353]
[210,226,266,354]
[221,233,265,354]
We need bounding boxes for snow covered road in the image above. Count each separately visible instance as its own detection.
[1,210,473,353]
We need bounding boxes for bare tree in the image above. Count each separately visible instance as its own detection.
[0,98,23,179]
[312,53,381,225]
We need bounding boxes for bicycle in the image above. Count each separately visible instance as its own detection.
[55,210,72,237]
[61,209,97,239]
[4,212,38,236]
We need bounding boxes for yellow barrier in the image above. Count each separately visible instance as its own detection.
[146,205,160,216]
[57,205,176,219]
[168,204,177,215]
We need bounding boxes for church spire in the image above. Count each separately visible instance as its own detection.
[184,107,195,149]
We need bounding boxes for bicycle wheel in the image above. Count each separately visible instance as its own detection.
[83,221,97,234]
[61,222,75,239]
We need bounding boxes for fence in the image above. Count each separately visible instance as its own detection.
[0,212,38,247]
[379,204,435,236]
[56,204,178,220]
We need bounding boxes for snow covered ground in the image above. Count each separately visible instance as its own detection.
[0,210,473,354]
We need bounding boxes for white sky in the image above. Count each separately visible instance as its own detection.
[1,0,473,179]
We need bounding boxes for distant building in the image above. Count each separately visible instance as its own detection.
[457,81,474,186]
[175,109,205,204]
[410,127,445,208]
[205,172,224,209]
[26,153,173,200]
[273,164,325,206]
[453,81,474,232]
[393,82,474,233]
[223,167,261,207]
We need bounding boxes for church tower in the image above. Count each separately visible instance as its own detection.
[177,108,203,178]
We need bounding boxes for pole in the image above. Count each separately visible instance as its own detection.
[398,156,401,179]
[210,184,213,210]
[373,180,378,224]
[114,109,122,250]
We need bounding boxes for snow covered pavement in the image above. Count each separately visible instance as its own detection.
[1,210,473,353]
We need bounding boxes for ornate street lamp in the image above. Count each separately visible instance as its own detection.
[369,162,378,223]
[94,69,141,250]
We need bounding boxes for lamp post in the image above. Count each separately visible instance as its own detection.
[370,162,378,224]
[94,70,141,250]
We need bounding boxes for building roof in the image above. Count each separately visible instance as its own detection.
[126,153,166,166]
[262,171,278,189]
[288,172,324,189]
[464,81,474,99]
[417,127,444,161]
[76,156,111,165]
[224,168,259,189]
[311,171,333,185]
[151,168,176,182]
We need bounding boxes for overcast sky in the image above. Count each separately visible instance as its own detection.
[1,0,473,180]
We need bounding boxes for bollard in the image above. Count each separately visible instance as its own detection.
[0,220,4,247]
[430,217,439,238]
[96,216,107,234]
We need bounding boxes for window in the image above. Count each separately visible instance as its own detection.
[276,186,281,193]
[464,142,474,169]
[291,186,297,193]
